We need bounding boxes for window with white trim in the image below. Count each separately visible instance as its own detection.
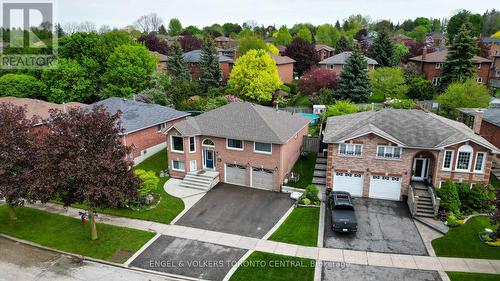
[189,136,196,153]
[376,146,402,159]
[455,145,473,171]
[474,152,486,172]
[171,136,184,153]
[172,160,185,171]
[202,139,215,147]
[227,138,243,150]
[254,142,272,154]
[432,77,442,86]
[158,123,167,131]
[476,77,483,83]
[435,63,443,69]
[442,150,454,170]
[338,143,362,156]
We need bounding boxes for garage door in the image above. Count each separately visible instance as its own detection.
[369,175,401,200]
[333,172,363,196]
[225,164,247,186]
[252,168,274,190]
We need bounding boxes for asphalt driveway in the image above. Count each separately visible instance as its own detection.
[175,183,294,238]
[130,235,247,281]
[324,198,428,255]
[322,263,442,281]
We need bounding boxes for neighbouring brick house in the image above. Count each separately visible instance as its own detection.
[87,98,189,164]
[408,49,493,86]
[215,36,236,49]
[457,107,500,158]
[323,109,499,201]
[318,51,378,73]
[315,44,335,61]
[150,51,168,73]
[183,49,234,83]
[163,102,310,191]
[480,37,500,58]
[269,53,296,84]
[425,32,447,48]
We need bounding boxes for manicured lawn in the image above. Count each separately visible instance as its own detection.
[287,153,317,189]
[432,216,500,260]
[229,251,315,281]
[448,272,500,281]
[490,174,500,189]
[0,205,155,262]
[269,208,319,246]
[71,149,184,224]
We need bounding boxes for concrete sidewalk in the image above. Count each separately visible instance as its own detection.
[27,202,500,275]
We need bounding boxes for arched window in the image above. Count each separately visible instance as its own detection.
[202,139,215,147]
[455,145,473,171]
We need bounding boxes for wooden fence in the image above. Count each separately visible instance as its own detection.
[302,136,320,153]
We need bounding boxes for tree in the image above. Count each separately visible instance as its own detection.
[437,78,491,117]
[406,77,436,101]
[335,36,351,54]
[134,13,163,33]
[441,26,479,88]
[222,23,242,36]
[337,48,371,102]
[236,34,267,56]
[447,10,483,39]
[295,27,313,43]
[199,36,222,91]
[297,67,338,95]
[393,43,410,64]
[482,9,500,36]
[138,33,169,55]
[102,45,157,98]
[274,26,292,46]
[373,20,394,33]
[368,29,395,67]
[134,169,159,197]
[285,38,318,77]
[158,24,167,35]
[0,74,45,98]
[229,49,281,103]
[410,26,427,43]
[413,17,432,32]
[436,181,461,214]
[179,34,202,52]
[182,25,202,37]
[168,18,183,36]
[0,103,37,220]
[315,24,340,47]
[369,67,408,101]
[323,100,360,119]
[167,42,191,81]
[37,106,140,240]
[492,188,500,238]
[266,43,279,55]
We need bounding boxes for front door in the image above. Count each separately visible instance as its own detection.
[203,150,215,170]
[412,158,428,181]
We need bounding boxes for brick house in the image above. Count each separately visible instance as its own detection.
[215,36,236,49]
[318,51,378,73]
[408,49,493,86]
[480,37,500,58]
[182,50,234,83]
[457,107,500,158]
[163,102,310,191]
[323,109,499,201]
[315,44,335,61]
[425,32,447,48]
[87,98,189,164]
[150,51,168,73]
[269,53,296,84]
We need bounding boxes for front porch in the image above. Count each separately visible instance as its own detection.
[178,170,220,191]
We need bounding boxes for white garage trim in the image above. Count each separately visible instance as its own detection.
[369,175,401,200]
[333,172,364,196]
[251,167,275,191]
[224,163,247,186]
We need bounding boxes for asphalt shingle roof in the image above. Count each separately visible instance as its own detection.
[409,49,492,63]
[182,50,233,63]
[315,44,335,52]
[318,51,378,65]
[86,98,189,134]
[166,102,310,144]
[458,108,500,127]
[323,109,499,152]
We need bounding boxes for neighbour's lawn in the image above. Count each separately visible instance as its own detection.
[0,205,155,262]
[269,208,319,247]
[448,272,500,281]
[71,149,184,224]
[287,153,317,189]
[229,251,315,281]
[432,216,500,260]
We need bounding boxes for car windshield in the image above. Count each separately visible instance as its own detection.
[333,204,354,210]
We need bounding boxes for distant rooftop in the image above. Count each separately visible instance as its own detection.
[409,49,492,63]
[319,51,378,65]
[182,50,233,63]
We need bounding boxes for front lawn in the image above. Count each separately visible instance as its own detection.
[229,251,315,281]
[287,153,317,189]
[432,216,500,259]
[0,205,155,262]
[71,149,184,224]
[269,207,319,247]
[448,272,500,281]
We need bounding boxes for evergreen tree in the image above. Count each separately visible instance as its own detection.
[167,42,191,81]
[158,24,168,35]
[440,26,479,88]
[368,29,395,67]
[335,36,351,54]
[199,36,222,91]
[337,47,371,102]
[335,20,341,30]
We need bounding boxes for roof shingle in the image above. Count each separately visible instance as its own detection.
[318,51,378,65]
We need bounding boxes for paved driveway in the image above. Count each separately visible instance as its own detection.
[324,198,428,255]
[130,235,247,281]
[322,263,442,281]
[175,183,294,238]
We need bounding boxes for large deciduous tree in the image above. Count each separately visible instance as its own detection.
[437,78,491,117]
[337,48,371,102]
[168,18,183,36]
[295,27,313,43]
[199,36,222,91]
[167,42,191,81]
[285,38,318,77]
[0,74,46,98]
[274,26,292,46]
[369,67,408,100]
[297,67,338,95]
[315,24,340,47]
[236,34,267,56]
[179,35,202,52]
[138,33,169,55]
[368,29,395,67]
[38,106,140,240]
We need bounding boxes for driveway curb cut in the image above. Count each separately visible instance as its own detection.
[262,205,295,240]
[222,249,255,281]
[124,232,162,266]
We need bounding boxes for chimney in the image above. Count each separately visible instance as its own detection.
[473,109,483,134]
[422,46,427,61]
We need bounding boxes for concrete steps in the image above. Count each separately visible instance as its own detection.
[314,164,327,171]
[313,154,327,189]
[180,171,219,191]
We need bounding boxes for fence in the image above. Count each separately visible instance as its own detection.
[281,106,312,114]
[416,100,440,112]
[302,136,320,153]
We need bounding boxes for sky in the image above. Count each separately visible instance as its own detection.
[53,0,495,28]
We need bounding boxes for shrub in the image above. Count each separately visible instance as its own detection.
[0,74,46,98]
[300,198,311,205]
[304,184,320,203]
[386,98,414,109]
[284,81,298,95]
[323,100,359,119]
[297,67,338,95]
[458,183,494,213]
[436,181,461,214]
[368,91,385,103]
[312,88,336,105]
[280,84,291,93]
[135,169,159,197]
[486,240,500,247]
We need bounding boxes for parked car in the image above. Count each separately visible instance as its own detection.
[328,191,358,233]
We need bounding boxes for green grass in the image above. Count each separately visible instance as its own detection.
[287,153,317,189]
[229,251,315,281]
[490,174,500,189]
[70,149,184,224]
[432,216,500,259]
[448,272,500,281]
[308,125,319,137]
[0,205,154,262]
[269,208,319,246]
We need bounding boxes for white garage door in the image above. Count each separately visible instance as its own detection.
[333,172,363,196]
[252,168,274,190]
[225,164,247,186]
[369,175,401,200]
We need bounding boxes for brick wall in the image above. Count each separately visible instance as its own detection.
[414,61,491,85]
[479,121,500,152]
[321,64,375,74]
[277,63,294,84]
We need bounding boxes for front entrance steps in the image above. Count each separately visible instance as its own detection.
[180,170,219,191]
[312,153,327,188]
[413,182,435,218]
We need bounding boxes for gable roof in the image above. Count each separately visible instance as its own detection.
[86,98,189,134]
[480,37,500,44]
[182,50,234,63]
[150,51,168,62]
[408,49,492,63]
[269,53,296,65]
[315,44,335,52]
[323,108,499,152]
[458,108,500,127]
[165,102,310,144]
[318,51,378,65]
